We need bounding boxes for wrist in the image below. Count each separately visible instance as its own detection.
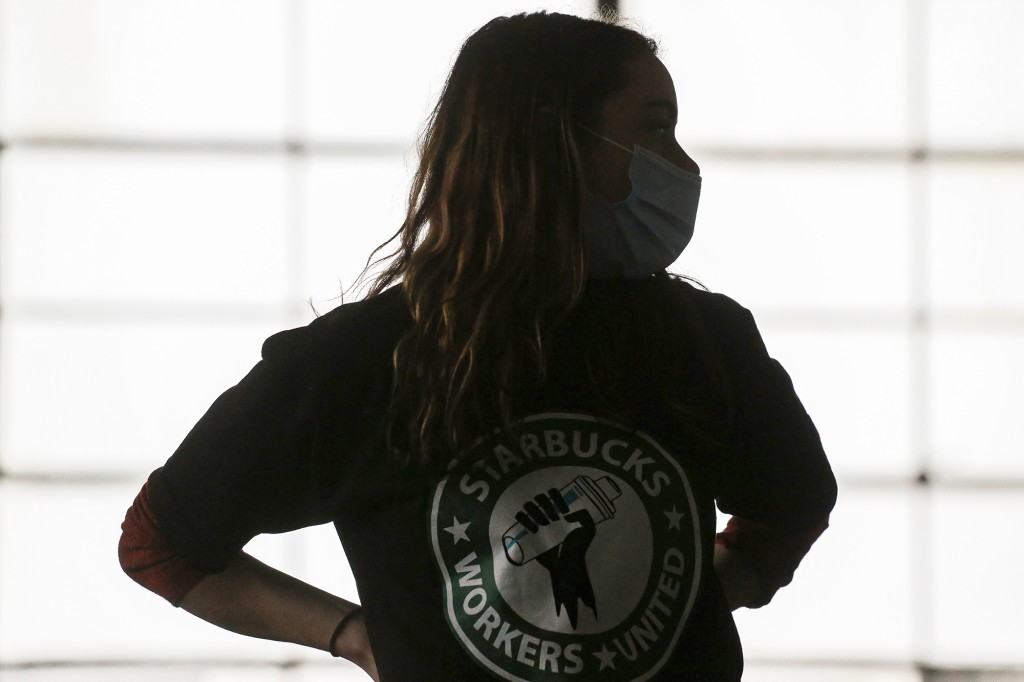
[713,544,768,610]
[329,607,369,663]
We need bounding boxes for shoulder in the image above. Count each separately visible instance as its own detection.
[667,278,760,337]
[261,286,411,367]
[669,277,748,315]
[309,284,413,342]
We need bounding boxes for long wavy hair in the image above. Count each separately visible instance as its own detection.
[365,12,661,467]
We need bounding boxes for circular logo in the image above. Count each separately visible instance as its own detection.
[430,413,703,681]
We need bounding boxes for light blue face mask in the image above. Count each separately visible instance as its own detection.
[579,126,702,279]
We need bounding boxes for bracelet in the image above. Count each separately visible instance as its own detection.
[329,607,363,658]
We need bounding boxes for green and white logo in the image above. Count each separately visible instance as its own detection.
[430,413,703,681]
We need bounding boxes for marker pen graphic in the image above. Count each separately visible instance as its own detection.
[503,475,622,566]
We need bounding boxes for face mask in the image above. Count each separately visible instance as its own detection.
[579,126,701,279]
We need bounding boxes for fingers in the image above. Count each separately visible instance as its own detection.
[536,488,565,521]
[515,489,569,532]
[515,508,540,533]
[548,488,570,514]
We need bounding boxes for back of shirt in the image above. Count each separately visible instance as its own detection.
[147,278,834,681]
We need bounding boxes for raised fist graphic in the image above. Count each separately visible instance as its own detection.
[504,476,622,628]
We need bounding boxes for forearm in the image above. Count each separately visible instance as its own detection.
[178,552,371,667]
[120,483,377,677]
[713,543,764,611]
[714,515,830,609]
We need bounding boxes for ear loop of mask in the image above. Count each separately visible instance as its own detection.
[576,123,634,155]
[577,122,699,184]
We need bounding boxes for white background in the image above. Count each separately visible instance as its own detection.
[1,1,1022,680]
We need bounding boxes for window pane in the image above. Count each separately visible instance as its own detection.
[302,0,596,141]
[243,523,359,607]
[743,664,920,682]
[0,481,292,661]
[0,318,293,476]
[302,155,411,304]
[928,0,1024,147]
[0,149,290,306]
[762,327,915,479]
[0,663,288,679]
[731,487,916,660]
[927,161,1024,310]
[0,665,372,682]
[930,329,1024,479]
[928,489,1024,665]
[291,668,395,682]
[622,0,909,147]
[681,159,911,311]
[0,0,288,139]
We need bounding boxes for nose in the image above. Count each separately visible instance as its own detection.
[663,133,704,175]
[670,138,700,175]
[679,151,700,176]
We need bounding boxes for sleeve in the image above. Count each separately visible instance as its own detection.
[118,481,207,605]
[709,296,837,529]
[143,324,337,575]
[702,293,837,603]
[714,515,828,607]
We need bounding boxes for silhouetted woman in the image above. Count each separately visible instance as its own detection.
[120,12,836,681]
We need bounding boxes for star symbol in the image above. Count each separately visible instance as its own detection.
[664,505,685,531]
[593,644,617,670]
[444,516,471,544]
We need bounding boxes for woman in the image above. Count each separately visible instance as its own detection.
[120,12,836,681]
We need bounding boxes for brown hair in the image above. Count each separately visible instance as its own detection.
[365,12,659,466]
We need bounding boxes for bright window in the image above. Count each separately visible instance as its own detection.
[2,1,1022,679]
